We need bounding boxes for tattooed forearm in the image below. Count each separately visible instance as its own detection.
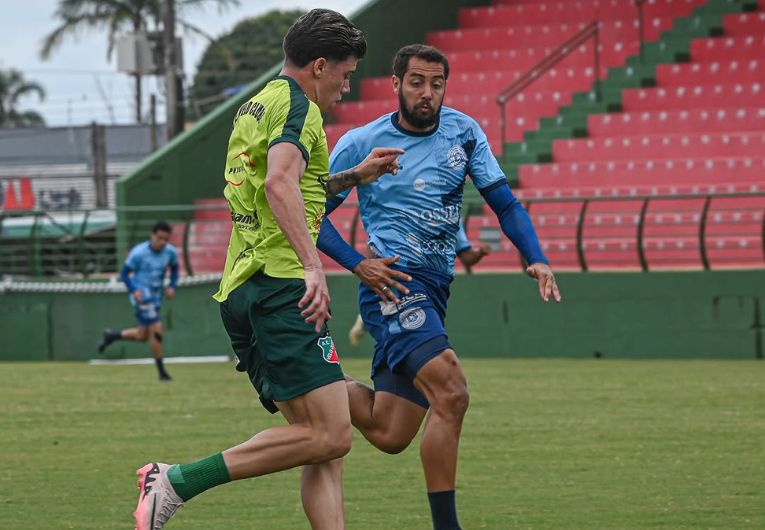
[320,170,362,198]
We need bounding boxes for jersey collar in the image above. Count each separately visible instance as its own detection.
[390,111,440,137]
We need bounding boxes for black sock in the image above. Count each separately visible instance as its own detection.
[155,358,170,377]
[106,330,122,342]
[427,490,461,530]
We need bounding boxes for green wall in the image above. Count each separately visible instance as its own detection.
[2,271,763,362]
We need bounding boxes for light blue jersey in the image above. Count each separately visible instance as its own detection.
[329,107,505,276]
[121,241,179,306]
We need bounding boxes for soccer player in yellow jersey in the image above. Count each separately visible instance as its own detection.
[133,9,405,530]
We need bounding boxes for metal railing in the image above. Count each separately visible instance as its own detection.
[3,190,764,279]
[504,190,765,272]
[496,21,601,149]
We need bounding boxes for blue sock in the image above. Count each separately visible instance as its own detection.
[427,490,461,530]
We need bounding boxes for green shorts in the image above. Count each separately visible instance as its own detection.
[219,271,343,413]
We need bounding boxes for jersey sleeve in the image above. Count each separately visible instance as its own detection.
[168,246,179,287]
[267,90,320,164]
[328,130,364,201]
[124,246,141,272]
[467,119,506,191]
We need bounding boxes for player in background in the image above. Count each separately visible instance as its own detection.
[132,10,404,530]
[98,220,178,381]
[318,44,561,530]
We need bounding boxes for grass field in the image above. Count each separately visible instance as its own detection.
[2,358,764,529]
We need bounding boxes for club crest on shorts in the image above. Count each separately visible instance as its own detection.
[399,308,426,330]
[317,335,340,364]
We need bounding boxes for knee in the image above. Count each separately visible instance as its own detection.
[136,329,149,341]
[314,422,352,460]
[431,383,470,423]
[375,434,413,455]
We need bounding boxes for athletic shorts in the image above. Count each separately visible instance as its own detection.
[219,270,344,414]
[134,302,161,327]
[359,266,453,409]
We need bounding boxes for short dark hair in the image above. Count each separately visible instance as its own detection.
[283,9,366,67]
[393,44,450,80]
[152,220,171,234]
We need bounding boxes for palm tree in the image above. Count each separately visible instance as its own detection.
[40,0,239,123]
[0,69,46,128]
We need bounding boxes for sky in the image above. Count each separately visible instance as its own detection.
[0,0,368,127]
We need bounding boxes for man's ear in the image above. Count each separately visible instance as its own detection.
[313,58,327,78]
[391,75,400,95]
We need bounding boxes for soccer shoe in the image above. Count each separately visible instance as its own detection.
[348,315,366,347]
[134,462,183,530]
[159,373,172,382]
[97,330,116,353]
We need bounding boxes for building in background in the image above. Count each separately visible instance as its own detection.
[0,124,166,212]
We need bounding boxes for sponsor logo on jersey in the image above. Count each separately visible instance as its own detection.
[418,205,461,226]
[413,178,427,192]
[227,152,256,186]
[235,101,266,123]
[231,212,260,231]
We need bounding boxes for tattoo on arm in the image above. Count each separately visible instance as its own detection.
[319,170,361,198]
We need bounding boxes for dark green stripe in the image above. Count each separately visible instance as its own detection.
[281,77,309,148]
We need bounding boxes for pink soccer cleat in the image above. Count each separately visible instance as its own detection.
[134,463,183,530]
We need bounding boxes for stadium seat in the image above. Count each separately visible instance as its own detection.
[722,11,765,36]
[587,108,765,137]
[690,35,765,62]
[551,132,765,162]
[621,83,765,112]
[655,60,765,87]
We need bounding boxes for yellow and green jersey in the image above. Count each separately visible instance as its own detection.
[214,75,328,302]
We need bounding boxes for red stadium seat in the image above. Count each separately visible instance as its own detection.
[690,35,765,62]
[655,60,765,87]
[551,132,765,162]
[587,108,765,137]
[621,83,765,112]
[722,11,765,36]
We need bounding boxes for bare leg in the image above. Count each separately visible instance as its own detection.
[413,349,469,492]
[223,380,352,530]
[345,377,426,454]
[119,327,149,341]
[147,321,165,359]
[301,458,344,530]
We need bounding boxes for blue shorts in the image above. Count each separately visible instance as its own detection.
[133,302,161,327]
[359,266,453,409]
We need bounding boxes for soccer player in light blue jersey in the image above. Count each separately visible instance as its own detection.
[98,220,179,381]
[318,44,561,530]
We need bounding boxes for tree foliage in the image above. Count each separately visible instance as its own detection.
[0,69,46,128]
[188,9,304,119]
[40,0,239,123]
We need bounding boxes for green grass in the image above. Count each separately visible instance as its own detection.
[2,359,764,529]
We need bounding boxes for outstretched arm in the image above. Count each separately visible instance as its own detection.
[320,147,404,198]
[317,198,411,303]
[481,181,561,302]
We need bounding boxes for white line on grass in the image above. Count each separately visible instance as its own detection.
[88,355,232,365]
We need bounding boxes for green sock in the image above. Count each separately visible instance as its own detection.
[167,452,232,502]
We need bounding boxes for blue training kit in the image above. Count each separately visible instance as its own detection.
[120,241,179,326]
[317,107,548,406]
